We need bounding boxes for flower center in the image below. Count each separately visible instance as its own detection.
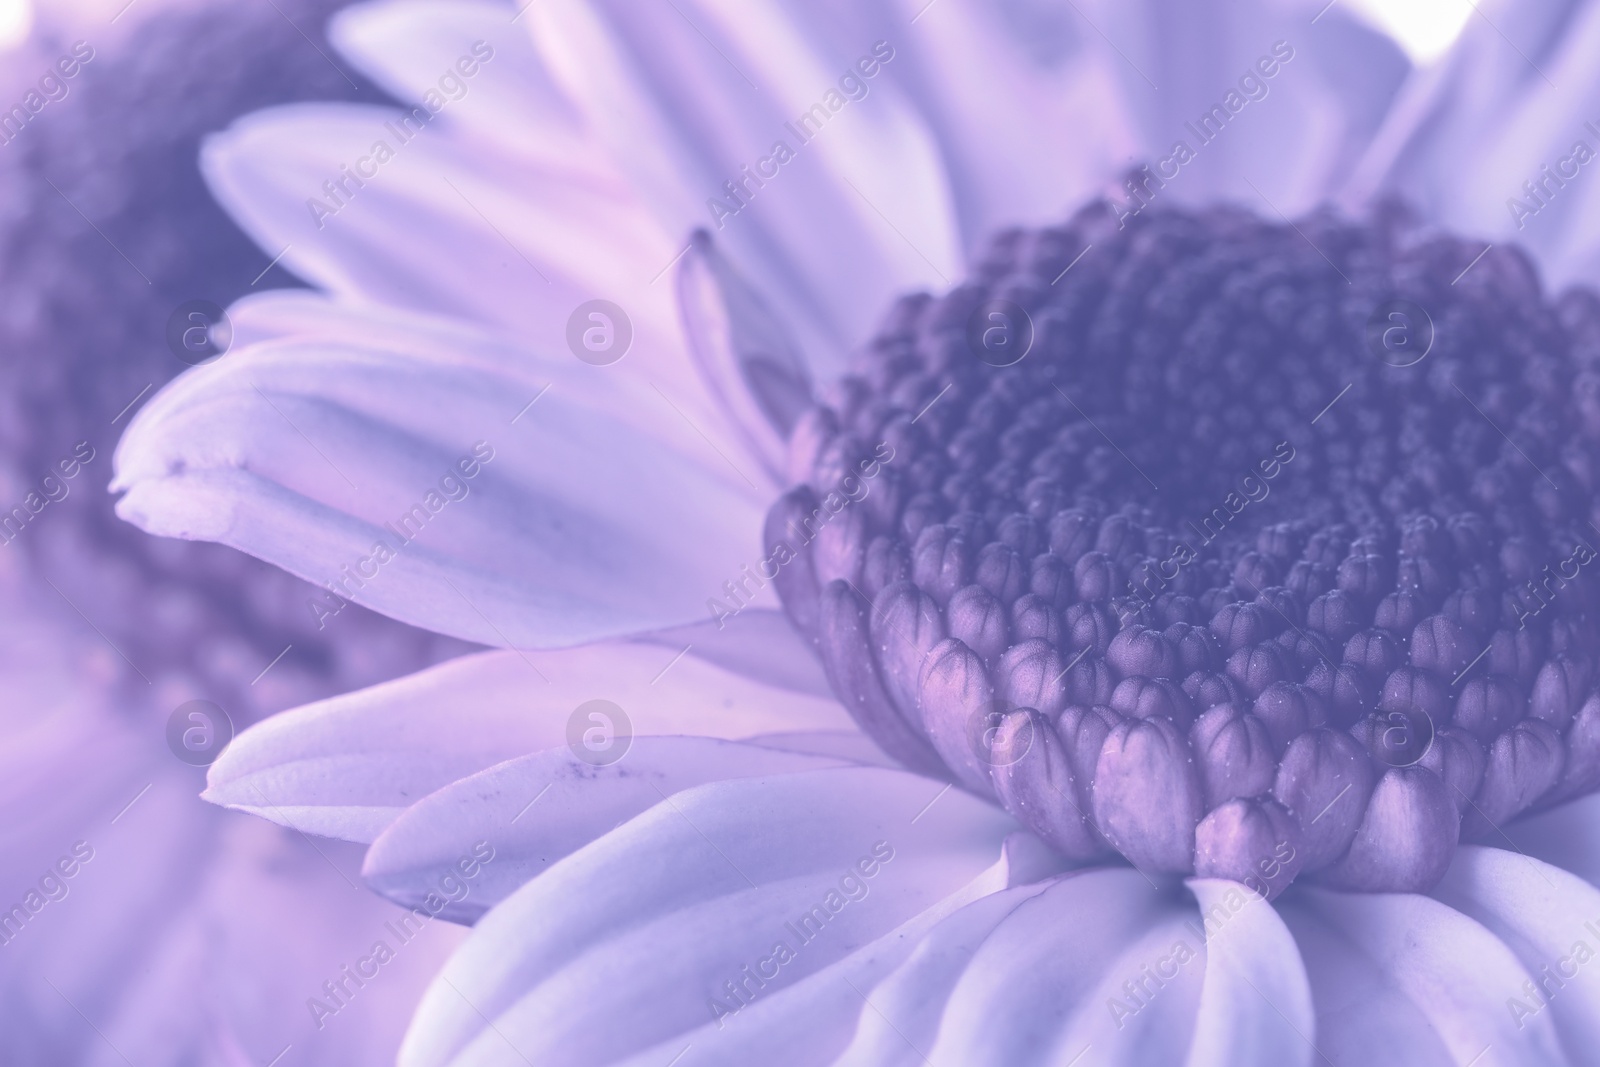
[765,200,1600,897]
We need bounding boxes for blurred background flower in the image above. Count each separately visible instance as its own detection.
[0,1,474,1062]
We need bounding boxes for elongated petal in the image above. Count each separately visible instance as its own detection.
[201,101,678,354]
[870,0,1127,247]
[1281,885,1567,1065]
[677,231,813,481]
[398,766,1013,1067]
[1092,0,1409,214]
[634,607,831,699]
[927,869,1202,1065]
[1432,846,1600,1062]
[1184,879,1313,1067]
[203,645,853,841]
[1502,791,1600,886]
[1348,0,1600,288]
[113,324,770,648]
[831,884,1053,1067]
[329,0,593,170]
[525,0,962,377]
[361,737,852,920]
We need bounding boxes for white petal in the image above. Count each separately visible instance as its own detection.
[605,851,1017,1067]
[743,730,897,767]
[1348,0,1600,288]
[928,869,1202,1065]
[203,645,854,841]
[222,287,732,443]
[202,103,672,341]
[677,232,813,482]
[871,0,1131,246]
[398,766,1013,1067]
[634,607,831,699]
[525,0,963,375]
[360,737,855,919]
[1503,792,1600,886]
[1091,0,1409,214]
[1281,885,1567,1065]
[1184,879,1313,1067]
[328,0,592,171]
[831,883,1052,1067]
[1432,845,1600,1062]
[113,322,771,648]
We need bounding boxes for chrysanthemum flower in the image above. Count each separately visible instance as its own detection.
[112,0,1600,1063]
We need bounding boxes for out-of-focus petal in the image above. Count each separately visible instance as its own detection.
[0,574,454,1067]
[113,323,772,649]
[1347,0,1600,288]
[398,766,1013,1067]
[203,645,854,841]
[1092,0,1409,214]
[328,0,593,170]
[870,0,1133,247]
[524,0,963,377]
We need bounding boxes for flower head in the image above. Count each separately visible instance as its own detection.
[773,200,1600,896]
[99,0,1600,1063]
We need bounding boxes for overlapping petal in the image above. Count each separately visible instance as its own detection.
[1280,884,1568,1065]
[523,0,963,377]
[360,736,859,920]
[1432,846,1600,1062]
[1348,0,1600,288]
[113,1,1600,1065]
[113,309,772,650]
[1092,0,1409,215]
[203,644,855,841]
[398,766,1014,1067]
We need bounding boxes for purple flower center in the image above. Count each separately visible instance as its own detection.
[765,200,1600,897]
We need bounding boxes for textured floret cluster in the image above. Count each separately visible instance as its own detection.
[768,200,1600,897]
